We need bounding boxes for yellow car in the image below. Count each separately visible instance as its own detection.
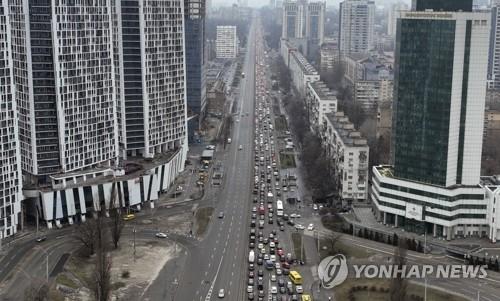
[122,214,135,221]
[302,294,312,301]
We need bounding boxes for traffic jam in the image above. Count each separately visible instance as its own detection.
[245,32,311,301]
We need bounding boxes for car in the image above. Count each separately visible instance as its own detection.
[249,271,255,278]
[258,290,265,298]
[295,224,305,230]
[280,225,285,231]
[313,204,318,210]
[278,279,285,287]
[258,243,264,249]
[249,263,255,271]
[276,268,283,275]
[249,242,255,248]
[271,286,278,294]
[264,254,270,260]
[239,145,243,150]
[279,286,286,294]
[295,285,303,294]
[271,274,277,282]
[248,278,255,286]
[307,224,314,231]
[275,262,281,269]
[218,212,224,219]
[248,292,255,300]
[257,258,263,265]
[269,242,275,248]
[122,214,135,221]
[247,285,254,293]
[270,255,276,262]
[258,269,264,277]
[206,145,216,150]
[218,289,225,298]
[36,236,47,243]
[155,232,168,238]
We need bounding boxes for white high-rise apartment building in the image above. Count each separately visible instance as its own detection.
[216,26,238,58]
[10,0,118,186]
[339,0,375,55]
[489,0,500,89]
[282,0,325,45]
[114,0,188,159]
[0,0,22,239]
[387,2,408,37]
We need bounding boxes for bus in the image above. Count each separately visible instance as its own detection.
[276,200,283,217]
[289,270,303,285]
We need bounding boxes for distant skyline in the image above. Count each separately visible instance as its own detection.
[211,0,413,9]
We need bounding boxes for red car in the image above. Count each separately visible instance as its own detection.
[277,249,284,256]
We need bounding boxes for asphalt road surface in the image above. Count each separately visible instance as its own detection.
[174,17,258,301]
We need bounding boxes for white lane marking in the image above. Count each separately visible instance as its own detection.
[204,255,225,300]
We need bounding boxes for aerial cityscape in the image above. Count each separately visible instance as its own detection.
[0,0,500,300]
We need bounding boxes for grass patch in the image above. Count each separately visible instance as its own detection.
[291,232,306,261]
[112,281,126,290]
[195,207,214,236]
[331,279,468,301]
[321,214,344,232]
[279,153,296,168]
[275,116,288,132]
[66,255,93,288]
[55,273,78,290]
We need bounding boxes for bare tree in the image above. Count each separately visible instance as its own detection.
[74,218,98,256]
[94,212,112,301]
[390,240,408,301]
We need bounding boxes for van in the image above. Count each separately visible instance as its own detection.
[249,250,255,263]
[289,270,302,285]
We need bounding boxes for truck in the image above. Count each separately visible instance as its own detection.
[249,250,255,263]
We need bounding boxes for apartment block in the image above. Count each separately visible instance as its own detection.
[339,0,375,55]
[280,39,320,96]
[0,1,22,239]
[306,81,337,133]
[216,26,238,59]
[321,112,369,203]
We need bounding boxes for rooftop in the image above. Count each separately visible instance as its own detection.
[291,51,318,75]
[309,81,337,100]
[325,112,368,147]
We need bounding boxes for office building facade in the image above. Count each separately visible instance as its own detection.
[184,0,207,142]
[489,1,500,89]
[339,0,375,55]
[371,1,492,240]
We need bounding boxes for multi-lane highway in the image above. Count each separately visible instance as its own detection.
[175,16,258,301]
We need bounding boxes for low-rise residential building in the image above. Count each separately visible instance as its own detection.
[322,112,369,203]
[306,81,337,133]
[343,54,394,113]
[320,43,340,72]
[280,39,320,96]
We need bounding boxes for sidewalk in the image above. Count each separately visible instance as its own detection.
[345,206,499,254]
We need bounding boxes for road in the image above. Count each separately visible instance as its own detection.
[173,17,258,301]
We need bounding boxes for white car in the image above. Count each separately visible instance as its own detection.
[296,285,303,294]
[269,242,275,248]
[258,243,264,249]
[270,255,276,262]
[155,232,167,238]
[247,285,253,293]
[271,286,278,294]
[239,145,243,150]
[313,204,318,210]
[218,289,225,298]
[206,145,216,150]
[307,224,314,231]
[295,224,305,230]
[271,274,276,282]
